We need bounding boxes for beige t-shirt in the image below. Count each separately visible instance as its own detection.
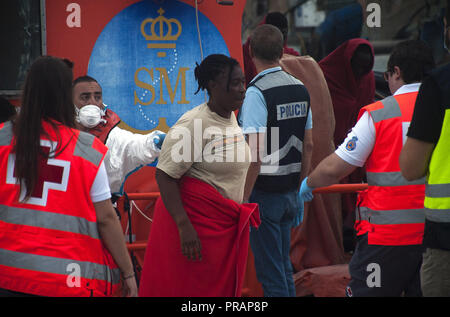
[157,103,251,203]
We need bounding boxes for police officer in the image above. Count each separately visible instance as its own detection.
[239,24,313,297]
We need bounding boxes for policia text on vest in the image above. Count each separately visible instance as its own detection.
[277,102,308,121]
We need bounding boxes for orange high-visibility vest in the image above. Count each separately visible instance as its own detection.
[0,120,120,296]
[356,92,425,245]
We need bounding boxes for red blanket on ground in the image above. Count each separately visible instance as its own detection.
[138,177,260,297]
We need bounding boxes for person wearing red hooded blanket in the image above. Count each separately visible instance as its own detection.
[319,39,375,250]
[138,54,260,297]
[243,11,300,86]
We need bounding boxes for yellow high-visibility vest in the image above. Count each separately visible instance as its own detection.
[425,108,450,223]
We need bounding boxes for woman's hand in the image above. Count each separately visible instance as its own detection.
[178,221,202,261]
[94,198,139,297]
[122,275,138,297]
[155,169,203,262]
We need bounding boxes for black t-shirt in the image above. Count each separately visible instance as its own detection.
[407,76,445,143]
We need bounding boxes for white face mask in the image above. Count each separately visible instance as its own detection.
[75,104,106,128]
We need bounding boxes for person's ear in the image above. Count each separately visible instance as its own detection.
[249,45,255,59]
[207,79,217,93]
[393,66,402,80]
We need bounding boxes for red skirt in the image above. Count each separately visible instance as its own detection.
[138,177,260,297]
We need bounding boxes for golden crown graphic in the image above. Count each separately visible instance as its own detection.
[141,8,182,56]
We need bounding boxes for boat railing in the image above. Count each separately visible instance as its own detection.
[118,183,369,252]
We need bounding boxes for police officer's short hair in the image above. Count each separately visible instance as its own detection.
[250,24,284,63]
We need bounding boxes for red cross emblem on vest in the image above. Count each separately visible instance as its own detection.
[7,139,71,206]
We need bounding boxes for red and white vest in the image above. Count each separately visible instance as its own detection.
[356,92,425,245]
[0,120,120,296]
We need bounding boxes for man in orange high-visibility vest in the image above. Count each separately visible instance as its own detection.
[299,40,435,297]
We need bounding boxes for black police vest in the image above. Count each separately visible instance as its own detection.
[249,69,310,193]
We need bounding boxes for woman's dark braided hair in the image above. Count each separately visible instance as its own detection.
[194,54,240,95]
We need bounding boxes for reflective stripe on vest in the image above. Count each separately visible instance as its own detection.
[260,162,301,176]
[366,171,426,187]
[74,132,103,167]
[0,121,13,146]
[425,183,450,198]
[425,109,450,224]
[261,134,303,164]
[370,96,402,123]
[357,206,425,225]
[0,204,100,239]
[424,208,450,222]
[0,248,120,284]
[260,135,303,176]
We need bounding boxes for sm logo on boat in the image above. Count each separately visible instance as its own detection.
[134,8,189,107]
[88,1,229,133]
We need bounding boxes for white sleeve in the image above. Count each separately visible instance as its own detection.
[104,126,161,193]
[90,161,112,203]
[334,111,375,167]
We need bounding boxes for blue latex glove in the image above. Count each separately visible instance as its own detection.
[153,131,166,150]
[299,177,314,202]
[293,196,304,227]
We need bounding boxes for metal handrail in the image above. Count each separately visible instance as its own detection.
[120,183,369,202]
[123,192,161,200]
[120,184,369,251]
[313,183,368,194]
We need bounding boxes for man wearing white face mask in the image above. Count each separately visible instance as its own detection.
[73,76,165,195]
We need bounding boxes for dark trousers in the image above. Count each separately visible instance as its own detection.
[346,233,424,297]
[249,188,298,297]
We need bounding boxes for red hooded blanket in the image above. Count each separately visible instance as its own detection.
[319,39,375,222]
[319,38,375,147]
